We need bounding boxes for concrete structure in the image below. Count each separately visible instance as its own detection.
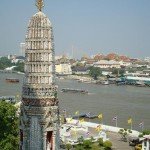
[20,43,26,56]
[94,60,120,68]
[20,1,59,150]
[55,63,72,75]
[142,135,150,150]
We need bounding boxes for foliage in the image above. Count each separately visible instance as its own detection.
[139,129,150,137]
[83,140,92,149]
[112,68,125,76]
[77,136,84,145]
[103,140,112,150]
[0,57,24,72]
[14,62,24,72]
[0,57,12,70]
[0,101,19,150]
[98,138,104,146]
[65,143,72,150]
[90,136,94,142]
[89,67,102,80]
[118,128,132,142]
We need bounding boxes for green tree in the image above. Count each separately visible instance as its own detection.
[118,128,132,142]
[89,67,102,80]
[83,140,92,149]
[0,57,12,70]
[0,101,19,150]
[77,136,84,145]
[14,62,24,72]
[98,138,103,146]
[103,140,112,150]
[65,143,72,150]
[139,129,150,137]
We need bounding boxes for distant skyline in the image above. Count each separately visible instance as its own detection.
[0,0,150,58]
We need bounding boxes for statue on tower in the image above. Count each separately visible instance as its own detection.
[36,0,44,11]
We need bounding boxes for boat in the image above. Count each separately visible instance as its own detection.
[61,88,88,94]
[5,78,19,83]
[135,81,146,87]
[101,80,109,85]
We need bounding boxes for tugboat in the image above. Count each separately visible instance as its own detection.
[5,78,19,83]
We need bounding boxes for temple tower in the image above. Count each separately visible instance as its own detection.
[20,1,60,149]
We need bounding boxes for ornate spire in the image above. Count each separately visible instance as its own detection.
[36,0,44,12]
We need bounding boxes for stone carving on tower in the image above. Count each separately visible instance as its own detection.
[20,1,60,149]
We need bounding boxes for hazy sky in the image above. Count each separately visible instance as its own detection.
[0,0,150,58]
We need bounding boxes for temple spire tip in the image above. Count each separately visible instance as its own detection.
[36,0,44,12]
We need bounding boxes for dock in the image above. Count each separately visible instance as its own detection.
[0,96,16,103]
[72,113,97,119]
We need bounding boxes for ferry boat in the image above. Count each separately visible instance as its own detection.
[5,78,19,83]
[61,88,88,94]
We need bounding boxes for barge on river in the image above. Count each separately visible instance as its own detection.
[5,78,19,83]
[61,88,88,94]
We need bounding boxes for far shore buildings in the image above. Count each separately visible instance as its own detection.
[94,60,121,69]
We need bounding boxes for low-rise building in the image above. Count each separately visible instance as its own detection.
[141,135,150,150]
[94,60,120,68]
[55,63,72,75]
[119,61,132,67]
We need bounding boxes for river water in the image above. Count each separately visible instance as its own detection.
[0,72,150,130]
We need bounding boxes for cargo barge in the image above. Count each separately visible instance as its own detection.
[61,88,88,94]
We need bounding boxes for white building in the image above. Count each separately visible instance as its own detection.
[142,135,150,150]
[119,61,132,67]
[94,60,120,68]
[20,43,25,56]
[55,63,72,75]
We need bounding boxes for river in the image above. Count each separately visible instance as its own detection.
[0,72,150,130]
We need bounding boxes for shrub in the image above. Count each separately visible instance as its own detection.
[103,140,112,150]
[83,139,92,149]
[98,138,103,146]
[65,143,72,150]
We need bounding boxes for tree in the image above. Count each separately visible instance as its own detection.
[103,140,112,150]
[0,101,19,150]
[77,136,84,145]
[112,68,125,76]
[139,129,150,137]
[14,62,24,72]
[83,140,92,149]
[89,67,102,80]
[65,143,72,150]
[75,136,84,150]
[0,57,12,70]
[98,138,103,146]
[118,128,132,142]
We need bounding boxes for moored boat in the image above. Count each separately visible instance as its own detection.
[101,80,109,85]
[5,78,19,83]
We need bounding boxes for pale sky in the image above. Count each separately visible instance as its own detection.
[0,0,150,58]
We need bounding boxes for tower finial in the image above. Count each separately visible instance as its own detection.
[36,0,44,12]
